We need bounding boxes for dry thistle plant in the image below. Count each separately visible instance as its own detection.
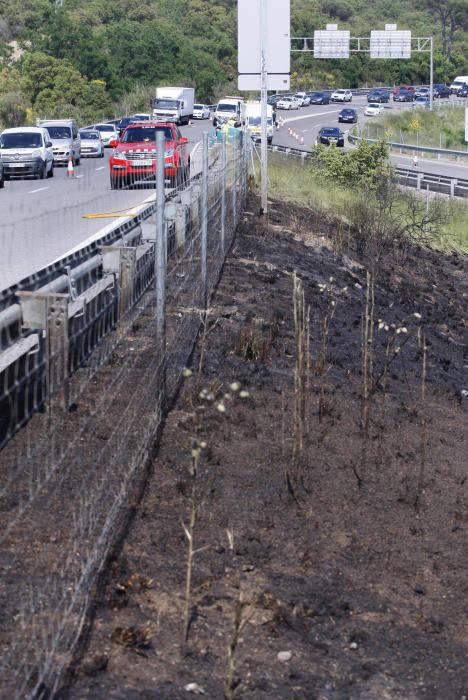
[315,281,336,423]
[361,269,375,436]
[415,329,427,512]
[292,272,311,467]
[179,370,250,648]
[224,589,251,700]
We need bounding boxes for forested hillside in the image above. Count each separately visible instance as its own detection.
[0,0,466,126]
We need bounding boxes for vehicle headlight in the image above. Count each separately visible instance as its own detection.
[113,151,126,161]
[165,148,174,157]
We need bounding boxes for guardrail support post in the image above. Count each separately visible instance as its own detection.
[201,132,209,308]
[417,173,423,190]
[18,291,69,409]
[450,179,456,198]
[101,246,137,320]
[155,129,167,407]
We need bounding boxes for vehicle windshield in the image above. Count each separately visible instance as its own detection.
[217,103,237,112]
[44,126,72,139]
[0,132,42,148]
[79,131,99,140]
[368,103,380,108]
[321,128,341,135]
[194,104,203,109]
[248,117,273,126]
[121,125,173,143]
[311,92,325,97]
[154,99,179,109]
[95,124,115,132]
[335,90,345,94]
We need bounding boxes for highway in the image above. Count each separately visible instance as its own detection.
[0,119,212,291]
[1,96,467,291]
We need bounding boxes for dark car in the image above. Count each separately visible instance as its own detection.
[307,91,330,105]
[367,89,390,103]
[393,90,414,102]
[458,84,468,98]
[433,84,451,98]
[116,116,134,135]
[338,108,358,123]
[316,126,345,147]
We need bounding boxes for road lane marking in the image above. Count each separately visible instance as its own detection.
[95,166,105,171]
[283,109,342,123]
[75,174,84,179]
[28,187,49,194]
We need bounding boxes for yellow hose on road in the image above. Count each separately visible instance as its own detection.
[82,201,153,219]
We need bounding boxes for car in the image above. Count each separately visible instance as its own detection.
[78,129,105,158]
[276,96,300,109]
[91,122,119,146]
[307,91,330,105]
[433,84,450,98]
[393,90,414,102]
[130,113,152,122]
[0,126,54,180]
[37,119,81,166]
[315,126,345,147]
[109,122,190,189]
[294,92,311,106]
[331,89,352,103]
[364,103,384,117]
[413,95,430,108]
[338,108,358,123]
[414,87,430,98]
[193,104,211,119]
[267,95,286,107]
[367,89,390,103]
[458,84,468,97]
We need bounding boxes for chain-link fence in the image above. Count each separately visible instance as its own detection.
[0,129,248,699]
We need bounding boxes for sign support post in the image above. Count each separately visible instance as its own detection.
[260,0,268,214]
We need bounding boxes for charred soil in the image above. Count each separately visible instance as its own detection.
[65,195,468,700]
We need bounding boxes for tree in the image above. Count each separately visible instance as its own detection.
[0,90,28,127]
[424,0,468,58]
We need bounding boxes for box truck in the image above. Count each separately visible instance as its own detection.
[152,87,195,125]
[245,102,274,144]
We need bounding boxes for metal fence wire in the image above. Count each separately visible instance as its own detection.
[0,130,248,700]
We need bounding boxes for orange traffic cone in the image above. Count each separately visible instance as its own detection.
[67,156,75,177]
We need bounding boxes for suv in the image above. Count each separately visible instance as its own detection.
[109,122,190,189]
[0,127,54,179]
[433,84,450,98]
[37,119,80,166]
[331,89,352,102]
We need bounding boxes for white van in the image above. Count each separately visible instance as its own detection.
[246,102,274,144]
[449,76,468,93]
[213,97,246,127]
[0,127,54,179]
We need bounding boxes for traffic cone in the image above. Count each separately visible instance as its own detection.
[67,155,75,177]
[413,154,418,167]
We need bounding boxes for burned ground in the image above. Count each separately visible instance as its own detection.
[64,195,467,700]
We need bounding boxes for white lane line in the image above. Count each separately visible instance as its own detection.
[283,109,342,123]
[75,174,84,179]
[28,187,49,194]
[95,166,105,171]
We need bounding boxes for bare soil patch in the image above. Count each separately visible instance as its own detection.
[64,194,468,700]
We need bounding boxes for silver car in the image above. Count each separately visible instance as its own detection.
[37,119,81,165]
[78,129,105,158]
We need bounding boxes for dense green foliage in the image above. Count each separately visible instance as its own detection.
[314,139,390,187]
[0,0,467,126]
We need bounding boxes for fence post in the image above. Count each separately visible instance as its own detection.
[201,131,209,308]
[221,132,226,255]
[232,136,237,227]
[155,129,167,407]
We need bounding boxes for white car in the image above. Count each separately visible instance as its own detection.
[276,96,301,110]
[0,126,54,179]
[294,92,311,106]
[78,129,105,158]
[193,104,211,119]
[331,89,353,103]
[364,103,384,117]
[91,123,119,146]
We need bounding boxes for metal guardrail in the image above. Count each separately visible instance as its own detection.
[268,144,468,198]
[348,132,468,160]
